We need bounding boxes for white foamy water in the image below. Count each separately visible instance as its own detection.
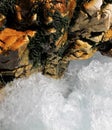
[0,52,112,130]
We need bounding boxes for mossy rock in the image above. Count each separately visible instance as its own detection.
[0,0,112,86]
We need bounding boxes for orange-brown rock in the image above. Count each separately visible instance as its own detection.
[0,28,35,53]
[0,28,36,85]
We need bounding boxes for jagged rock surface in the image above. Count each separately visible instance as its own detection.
[0,0,112,86]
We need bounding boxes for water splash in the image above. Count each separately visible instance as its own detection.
[0,52,112,130]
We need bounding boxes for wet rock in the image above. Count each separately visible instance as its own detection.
[0,0,112,86]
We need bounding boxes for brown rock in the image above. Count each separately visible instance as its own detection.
[0,28,35,85]
[0,87,6,102]
[0,14,6,28]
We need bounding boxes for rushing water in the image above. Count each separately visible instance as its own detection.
[0,52,112,130]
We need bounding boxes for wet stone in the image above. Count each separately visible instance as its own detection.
[0,0,112,86]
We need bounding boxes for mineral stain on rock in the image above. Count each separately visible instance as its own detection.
[0,0,112,86]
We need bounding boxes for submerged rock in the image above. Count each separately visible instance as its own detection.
[0,0,112,86]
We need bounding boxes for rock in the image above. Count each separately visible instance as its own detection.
[0,87,5,102]
[0,28,35,85]
[0,14,6,30]
[0,0,112,86]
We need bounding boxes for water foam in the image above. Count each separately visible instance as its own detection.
[0,53,112,130]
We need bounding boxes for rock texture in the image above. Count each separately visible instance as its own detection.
[0,0,112,86]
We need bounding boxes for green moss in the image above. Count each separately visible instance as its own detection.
[0,0,16,15]
[0,0,17,30]
[28,32,43,67]
[28,9,70,67]
[104,0,112,3]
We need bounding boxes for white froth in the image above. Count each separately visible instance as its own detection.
[0,52,112,130]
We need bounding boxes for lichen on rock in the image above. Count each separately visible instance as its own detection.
[0,0,112,86]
